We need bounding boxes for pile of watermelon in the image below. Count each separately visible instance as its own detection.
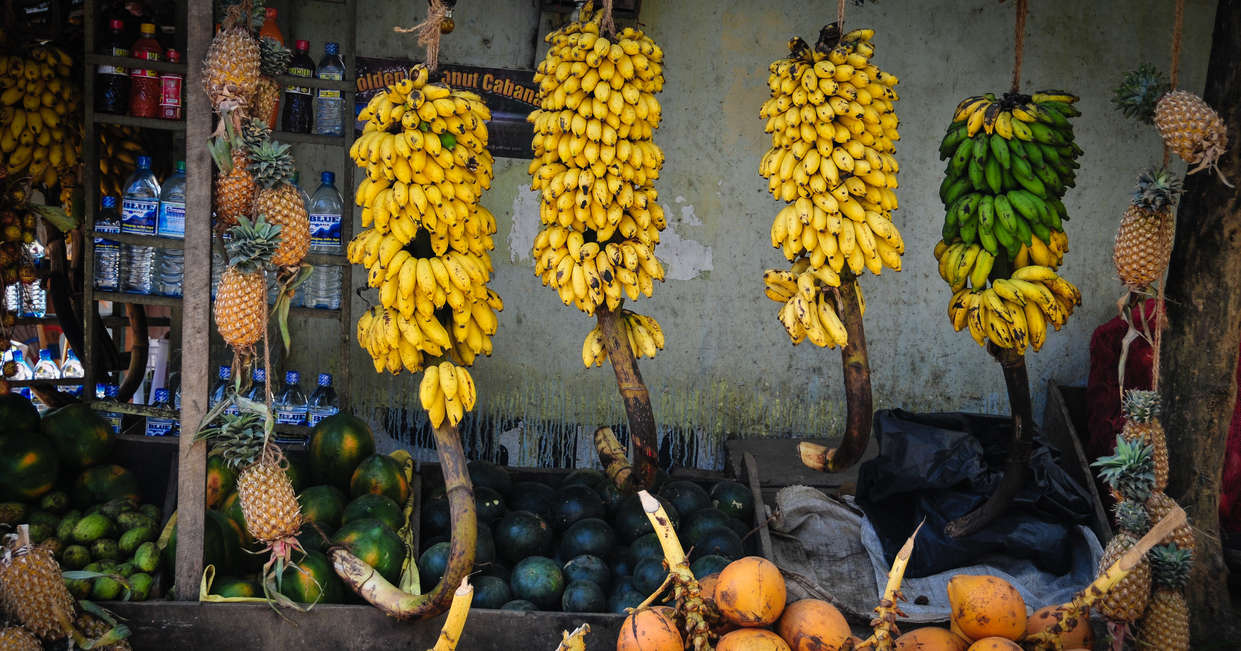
[418,461,756,613]
[203,412,414,604]
[0,394,164,601]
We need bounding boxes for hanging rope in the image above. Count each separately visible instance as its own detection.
[1161,0,1186,167]
[1151,0,1187,388]
[836,0,846,29]
[1011,0,1028,93]
[395,0,450,73]
[600,0,617,38]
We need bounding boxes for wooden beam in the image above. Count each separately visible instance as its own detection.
[1159,0,1241,642]
[172,0,213,601]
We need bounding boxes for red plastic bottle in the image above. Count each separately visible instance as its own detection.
[129,22,164,118]
[159,49,183,120]
[259,8,284,45]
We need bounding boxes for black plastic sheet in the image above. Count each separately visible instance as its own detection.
[855,409,1094,578]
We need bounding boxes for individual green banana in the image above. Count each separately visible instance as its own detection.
[968,158,986,191]
[984,156,1002,194]
[988,133,1010,170]
[978,220,998,256]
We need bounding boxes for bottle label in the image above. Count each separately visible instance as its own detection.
[309,212,342,249]
[104,413,123,435]
[101,46,128,75]
[286,66,313,94]
[317,71,343,98]
[308,406,339,427]
[157,201,185,238]
[96,220,121,235]
[145,418,176,437]
[159,73,182,119]
[276,406,307,426]
[121,198,158,235]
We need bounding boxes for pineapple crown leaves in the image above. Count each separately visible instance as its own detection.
[1114,499,1151,535]
[1092,436,1156,502]
[1112,64,1170,124]
[224,215,281,272]
[194,395,273,469]
[1130,169,1183,215]
[259,37,292,77]
[1148,543,1193,590]
[1121,388,1164,423]
[247,139,296,189]
[241,117,272,152]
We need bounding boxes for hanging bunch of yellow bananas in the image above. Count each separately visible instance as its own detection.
[758,26,902,348]
[346,64,502,429]
[0,44,81,195]
[581,309,663,366]
[96,125,143,199]
[526,2,669,366]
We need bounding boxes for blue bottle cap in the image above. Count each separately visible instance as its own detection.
[321,171,334,185]
[66,348,78,360]
[219,365,231,379]
[106,384,119,398]
[175,160,186,173]
[325,42,339,55]
[96,382,108,397]
[285,370,300,384]
[253,368,266,381]
[137,155,151,169]
[318,373,332,387]
[102,196,117,208]
[39,348,53,360]
[154,388,170,402]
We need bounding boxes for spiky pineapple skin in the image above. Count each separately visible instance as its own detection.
[1135,589,1188,651]
[1114,206,1174,290]
[1145,491,1195,551]
[237,460,303,543]
[214,267,267,347]
[74,614,132,651]
[0,544,75,640]
[1154,90,1227,169]
[0,626,41,651]
[216,150,255,228]
[254,184,308,266]
[252,77,281,130]
[203,26,261,112]
[1097,532,1151,622]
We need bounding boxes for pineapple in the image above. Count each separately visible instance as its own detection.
[1145,490,1196,551]
[73,613,132,651]
[237,457,304,543]
[248,139,309,267]
[252,37,292,130]
[1092,436,1156,503]
[214,118,270,229]
[1112,64,1170,124]
[1113,170,1182,290]
[1154,90,1228,175]
[1118,389,1171,490]
[0,527,76,641]
[215,215,281,349]
[202,3,261,116]
[1097,500,1152,623]
[1135,544,1191,651]
[0,626,41,651]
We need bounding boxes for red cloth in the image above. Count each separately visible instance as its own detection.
[1223,351,1241,533]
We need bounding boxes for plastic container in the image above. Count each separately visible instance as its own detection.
[128,23,163,119]
[307,373,339,427]
[209,365,232,407]
[59,348,84,397]
[159,49,183,120]
[304,171,343,309]
[94,196,122,291]
[121,156,160,294]
[275,370,307,426]
[259,8,284,44]
[97,384,124,434]
[145,388,178,437]
[31,348,59,413]
[246,367,267,402]
[281,40,314,133]
[155,161,186,296]
[95,19,130,114]
[312,42,345,136]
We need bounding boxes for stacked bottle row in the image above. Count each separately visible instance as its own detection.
[208,365,339,427]
[3,345,85,409]
[95,19,183,121]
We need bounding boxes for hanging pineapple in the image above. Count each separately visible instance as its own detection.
[214,215,281,350]
[0,528,76,641]
[1113,65,1229,179]
[252,37,291,130]
[1114,169,1182,291]
[248,138,308,268]
[201,1,261,126]
[1118,389,1170,491]
[1135,544,1191,651]
[214,118,268,230]
[1092,438,1157,641]
[0,626,41,651]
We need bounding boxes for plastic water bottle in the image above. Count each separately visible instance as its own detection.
[211,249,225,298]
[275,370,308,426]
[210,365,232,408]
[305,171,343,309]
[95,196,122,291]
[59,348,84,397]
[94,383,123,434]
[31,348,60,413]
[307,373,339,427]
[121,156,160,294]
[16,242,46,318]
[312,42,345,137]
[145,387,178,437]
[246,367,267,403]
[156,160,186,297]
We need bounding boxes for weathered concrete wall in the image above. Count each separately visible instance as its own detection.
[279,0,1217,451]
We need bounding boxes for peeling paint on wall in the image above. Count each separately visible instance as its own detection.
[659,197,713,280]
[508,183,540,265]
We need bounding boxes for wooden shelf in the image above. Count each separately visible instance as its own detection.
[96,231,184,249]
[116,432,180,445]
[304,252,348,265]
[274,130,347,147]
[290,306,342,319]
[273,74,352,92]
[92,114,186,132]
[91,400,177,419]
[86,53,188,75]
[93,291,182,308]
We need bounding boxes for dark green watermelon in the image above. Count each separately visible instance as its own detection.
[467,459,512,495]
[613,494,678,543]
[40,402,113,471]
[474,486,506,523]
[610,549,633,578]
[279,550,345,604]
[418,541,450,587]
[299,485,347,531]
[597,481,627,516]
[494,510,553,564]
[659,480,711,518]
[558,517,615,561]
[505,481,556,521]
[342,493,404,532]
[710,480,755,523]
[553,484,606,531]
[420,494,450,539]
[681,508,736,547]
[608,578,645,614]
[477,560,510,583]
[474,521,496,566]
[632,557,666,596]
[690,554,731,579]
[563,554,610,590]
[690,527,743,561]
[471,574,511,609]
[559,468,605,492]
[509,555,564,610]
[561,580,606,613]
[627,533,664,566]
[0,392,40,437]
[501,599,537,611]
[332,518,404,585]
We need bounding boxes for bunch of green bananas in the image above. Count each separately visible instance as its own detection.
[581,309,664,367]
[758,26,902,348]
[96,125,143,200]
[944,264,1081,353]
[525,5,668,364]
[937,90,1082,257]
[346,65,502,428]
[0,45,81,191]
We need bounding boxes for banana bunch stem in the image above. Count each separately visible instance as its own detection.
[944,344,1033,538]
[638,490,719,651]
[594,306,659,491]
[797,275,874,473]
[331,423,476,619]
[430,577,473,651]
